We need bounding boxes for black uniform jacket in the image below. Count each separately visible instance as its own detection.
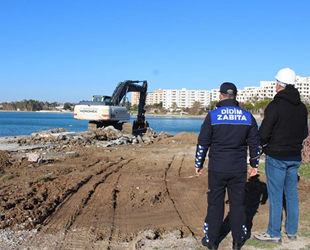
[260,85,308,157]
[195,99,260,173]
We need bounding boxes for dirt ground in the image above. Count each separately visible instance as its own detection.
[1,129,310,250]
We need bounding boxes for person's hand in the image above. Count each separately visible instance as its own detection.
[248,167,258,177]
[196,167,203,175]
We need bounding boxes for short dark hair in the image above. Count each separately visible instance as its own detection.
[222,90,236,99]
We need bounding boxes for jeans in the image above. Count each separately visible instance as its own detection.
[265,155,300,238]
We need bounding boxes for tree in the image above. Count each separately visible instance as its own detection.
[190,101,202,115]
[153,102,163,108]
[239,101,254,112]
[63,102,72,110]
[130,104,139,112]
[254,99,270,114]
[124,101,131,110]
[209,101,218,111]
[1,100,61,111]
[171,102,178,110]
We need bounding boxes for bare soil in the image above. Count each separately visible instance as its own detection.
[1,130,310,250]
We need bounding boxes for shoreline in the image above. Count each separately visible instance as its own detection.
[0,110,263,121]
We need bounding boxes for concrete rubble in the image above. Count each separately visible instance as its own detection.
[0,127,173,163]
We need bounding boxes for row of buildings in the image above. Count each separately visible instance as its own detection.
[131,75,310,109]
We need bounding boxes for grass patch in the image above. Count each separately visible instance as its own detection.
[299,228,310,238]
[299,163,310,179]
[257,162,310,180]
[2,174,14,181]
[302,211,310,222]
[257,162,266,175]
[300,244,310,250]
[37,173,52,182]
[245,239,278,249]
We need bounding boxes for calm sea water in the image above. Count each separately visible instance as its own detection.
[0,112,204,137]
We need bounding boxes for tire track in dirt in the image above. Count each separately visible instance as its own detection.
[107,174,121,250]
[165,153,208,239]
[25,159,133,249]
[56,159,133,250]
[59,171,124,250]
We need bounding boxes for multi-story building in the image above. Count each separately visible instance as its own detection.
[146,90,163,105]
[162,88,211,109]
[237,76,310,103]
[295,76,310,101]
[131,91,140,106]
[237,82,276,103]
[131,75,310,109]
[210,89,220,102]
[131,90,163,106]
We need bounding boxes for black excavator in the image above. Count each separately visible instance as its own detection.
[74,80,149,134]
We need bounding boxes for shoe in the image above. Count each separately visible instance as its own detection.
[201,237,218,249]
[232,242,244,250]
[285,232,297,240]
[254,232,282,243]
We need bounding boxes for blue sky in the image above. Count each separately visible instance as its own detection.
[0,0,309,103]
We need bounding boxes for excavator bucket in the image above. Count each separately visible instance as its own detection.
[132,120,149,135]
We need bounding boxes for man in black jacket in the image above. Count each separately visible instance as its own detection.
[195,82,260,250]
[254,68,308,243]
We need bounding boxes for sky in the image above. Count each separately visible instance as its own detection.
[0,0,309,103]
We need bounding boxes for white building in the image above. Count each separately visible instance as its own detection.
[162,88,211,109]
[237,76,310,103]
[131,75,310,109]
[295,76,310,101]
[210,89,220,102]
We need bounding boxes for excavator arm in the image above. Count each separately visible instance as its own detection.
[110,80,148,133]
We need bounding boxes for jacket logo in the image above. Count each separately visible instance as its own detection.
[217,114,247,121]
[211,107,251,125]
[217,108,247,121]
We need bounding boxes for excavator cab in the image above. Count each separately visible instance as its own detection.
[92,95,112,103]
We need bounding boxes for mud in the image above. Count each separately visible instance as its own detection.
[1,128,310,250]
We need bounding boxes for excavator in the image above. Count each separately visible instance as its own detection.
[74,80,149,134]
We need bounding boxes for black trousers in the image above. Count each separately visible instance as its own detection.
[205,170,247,245]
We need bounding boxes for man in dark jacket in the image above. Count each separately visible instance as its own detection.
[254,68,308,243]
[195,82,260,250]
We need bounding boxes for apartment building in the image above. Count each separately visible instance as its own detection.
[210,89,220,102]
[237,76,310,103]
[295,76,310,101]
[162,88,211,109]
[146,90,163,105]
[131,75,310,109]
[131,90,163,106]
[131,91,140,106]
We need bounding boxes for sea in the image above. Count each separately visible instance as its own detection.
[0,112,204,137]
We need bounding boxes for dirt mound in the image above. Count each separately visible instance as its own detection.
[173,132,198,142]
[0,151,10,172]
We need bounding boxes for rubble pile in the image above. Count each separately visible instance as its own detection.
[18,126,172,146]
[10,127,173,164]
